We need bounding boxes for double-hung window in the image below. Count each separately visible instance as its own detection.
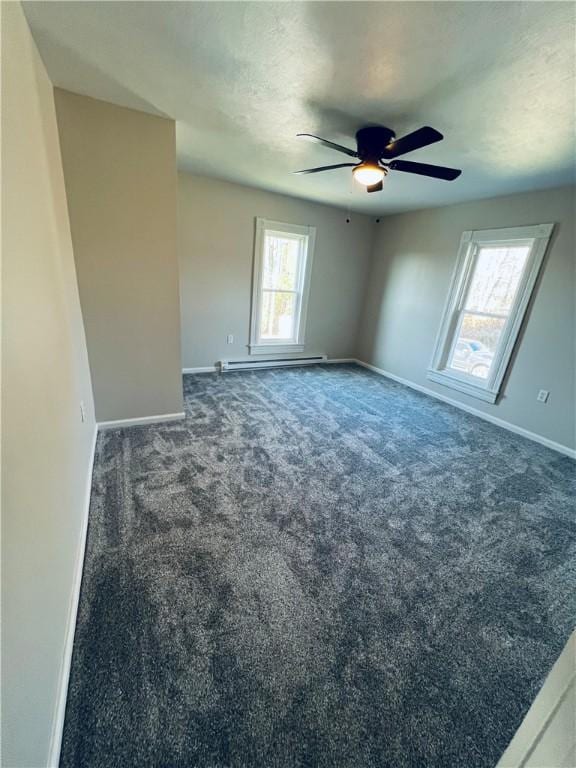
[428,224,554,402]
[250,218,316,354]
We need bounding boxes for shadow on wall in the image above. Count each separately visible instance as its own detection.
[356,251,387,365]
[357,227,435,371]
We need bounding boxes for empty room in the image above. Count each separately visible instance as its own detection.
[2,1,575,767]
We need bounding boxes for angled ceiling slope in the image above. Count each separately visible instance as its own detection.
[24,1,576,214]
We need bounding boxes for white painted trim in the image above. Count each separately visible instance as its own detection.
[48,425,98,768]
[182,366,218,374]
[98,412,185,430]
[323,358,357,364]
[249,217,316,354]
[354,360,576,459]
[428,223,554,403]
[427,370,498,403]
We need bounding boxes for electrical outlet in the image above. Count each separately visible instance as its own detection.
[537,389,549,403]
[227,334,234,344]
[80,401,86,422]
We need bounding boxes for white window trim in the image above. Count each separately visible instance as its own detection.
[428,223,554,403]
[249,218,316,355]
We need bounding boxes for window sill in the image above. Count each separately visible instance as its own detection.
[427,369,498,403]
[249,343,305,355]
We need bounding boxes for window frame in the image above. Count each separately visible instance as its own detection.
[249,218,316,355]
[428,223,554,403]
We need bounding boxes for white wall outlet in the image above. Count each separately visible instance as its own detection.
[537,389,549,403]
[227,334,234,344]
[80,400,86,422]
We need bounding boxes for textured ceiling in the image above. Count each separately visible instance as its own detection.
[24,1,575,214]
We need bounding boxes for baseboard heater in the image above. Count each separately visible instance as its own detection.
[221,354,327,372]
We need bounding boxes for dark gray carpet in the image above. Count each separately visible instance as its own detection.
[61,364,576,768]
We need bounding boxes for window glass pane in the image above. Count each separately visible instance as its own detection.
[447,313,506,380]
[262,235,301,290]
[465,245,530,315]
[260,291,297,340]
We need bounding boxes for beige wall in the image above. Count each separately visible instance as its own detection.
[54,90,183,422]
[178,173,376,367]
[1,4,97,766]
[358,186,576,451]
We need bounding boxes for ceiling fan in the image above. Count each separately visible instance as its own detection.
[294,125,461,192]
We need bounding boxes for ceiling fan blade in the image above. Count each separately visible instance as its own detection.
[367,181,383,193]
[297,133,358,158]
[293,163,357,175]
[382,127,443,159]
[388,159,461,181]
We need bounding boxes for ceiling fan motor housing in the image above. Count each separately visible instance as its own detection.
[356,126,395,162]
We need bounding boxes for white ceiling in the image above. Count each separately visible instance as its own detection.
[24,1,575,215]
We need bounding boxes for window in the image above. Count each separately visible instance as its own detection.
[250,218,315,354]
[428,224,554,402]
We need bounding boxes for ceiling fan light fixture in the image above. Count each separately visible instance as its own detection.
[353,163,385,186]
[293,125,461,188]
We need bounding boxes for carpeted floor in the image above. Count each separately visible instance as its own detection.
[61,364,576,768]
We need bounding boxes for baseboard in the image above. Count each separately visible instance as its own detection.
[354,360,576,459]
[48,424,98,768]
[98,412,185,429]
